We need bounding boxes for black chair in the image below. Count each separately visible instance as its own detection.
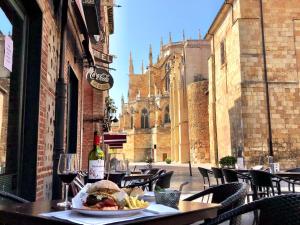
[144,168,160,175]
[286,168,300,191]
[126,171,174,191]
[204,194,300,225]
[222,169,258,202]
[250,170,298,200]
[212,167,225,185]
[155,171,174,189]
[198,167,213,189]
[0,191,29,203]
[184,182,247,225]
[157,169,166,176]
[107,172,126,187]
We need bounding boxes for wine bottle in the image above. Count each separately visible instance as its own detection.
[88,131,105,181]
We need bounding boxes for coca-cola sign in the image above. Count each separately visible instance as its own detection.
[86,67,114,91]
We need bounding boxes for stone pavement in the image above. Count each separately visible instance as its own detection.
[130,162,254,225]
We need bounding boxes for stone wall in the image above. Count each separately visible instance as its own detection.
[152,127,171,161]
[208,0,300,168]
[187,81,210,163]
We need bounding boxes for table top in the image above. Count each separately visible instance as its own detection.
[0,200,221,225]
[276,171,300,178]
[123,174,153,181]
[234,169,300,179]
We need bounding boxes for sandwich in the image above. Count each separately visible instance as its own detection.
[83,180,127,210]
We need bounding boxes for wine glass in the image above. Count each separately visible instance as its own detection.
[57,153,78,207]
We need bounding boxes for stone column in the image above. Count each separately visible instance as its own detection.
[187,81,210,164]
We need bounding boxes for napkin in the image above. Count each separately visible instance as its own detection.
[40,204,179,225]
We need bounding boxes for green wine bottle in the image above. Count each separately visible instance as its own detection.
[88,131,104,180]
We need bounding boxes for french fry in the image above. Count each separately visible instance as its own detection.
[130,196,137,208]
[125,196,133,209]
[125,196,149,209]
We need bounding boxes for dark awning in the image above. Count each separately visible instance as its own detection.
[109,143,124,149]
[72,0,95,65]
[103,133,127,144]
[82,0,101,35]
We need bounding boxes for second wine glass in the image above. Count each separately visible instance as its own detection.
[57,153,78,207]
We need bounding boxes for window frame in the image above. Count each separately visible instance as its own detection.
[141,108,149,129]
[220,39,226,66]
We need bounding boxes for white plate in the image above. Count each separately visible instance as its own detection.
[72,207,147,217]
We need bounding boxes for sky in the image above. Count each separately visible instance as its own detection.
[109,0,224,114]
[0,8,12,35]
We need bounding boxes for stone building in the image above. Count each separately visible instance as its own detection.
[206,0,300,168]
[119,35,211,164]
[0,0,114,201]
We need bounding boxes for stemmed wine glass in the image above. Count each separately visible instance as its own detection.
[57,153,78,207]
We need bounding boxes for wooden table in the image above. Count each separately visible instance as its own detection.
[0,200,221,225]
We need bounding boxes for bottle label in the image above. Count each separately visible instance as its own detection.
[89,159,105,179]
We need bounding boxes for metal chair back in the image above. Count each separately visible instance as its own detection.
[184,183,247,225]
[0,191,29,204]
[107,172,126,187]
[212,167,225,185]
[198,167,212,188]
[222,169,239,183]
[250,170,277,199]
[155,171,174,189]
[204,194,300,225]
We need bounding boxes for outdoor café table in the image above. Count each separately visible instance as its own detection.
[275,171,300,180]
[123,173,153,182]
[0,200,221,225]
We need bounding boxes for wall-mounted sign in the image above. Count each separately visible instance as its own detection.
[93,50,113,64]
[4,36,13,72]
[86,67,114,91]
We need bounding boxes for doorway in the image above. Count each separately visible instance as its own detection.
[66,67,78,154]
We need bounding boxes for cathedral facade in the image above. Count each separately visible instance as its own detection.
[119,35,210,163]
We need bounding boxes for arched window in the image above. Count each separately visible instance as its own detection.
[141,108,149,129]
[130,107,134,129]
[164,105,171,124]
[165,74,170,92]
[165,63,170,92]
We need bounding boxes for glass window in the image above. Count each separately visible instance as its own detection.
[220,40,226,66]
[0,1,26,193]
[141,108,149,129]
[130,107,134,129]
[164,105,171,124]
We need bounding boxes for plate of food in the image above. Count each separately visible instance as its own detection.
[72,180,149,216]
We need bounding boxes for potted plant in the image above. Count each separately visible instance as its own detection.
[165,158,172,164]
[219,156,237,168]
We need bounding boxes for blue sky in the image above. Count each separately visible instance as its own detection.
[0,8,12,35]
[0,1,224,114]
[109,0,224,113]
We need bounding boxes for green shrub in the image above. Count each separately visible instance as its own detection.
[219,156,237,168]
[165,158,172,164]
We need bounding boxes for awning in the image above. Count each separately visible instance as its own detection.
[82,0,101,35]
[109,143,124,149]
[72,0,95,65]
[103,133,127,144]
